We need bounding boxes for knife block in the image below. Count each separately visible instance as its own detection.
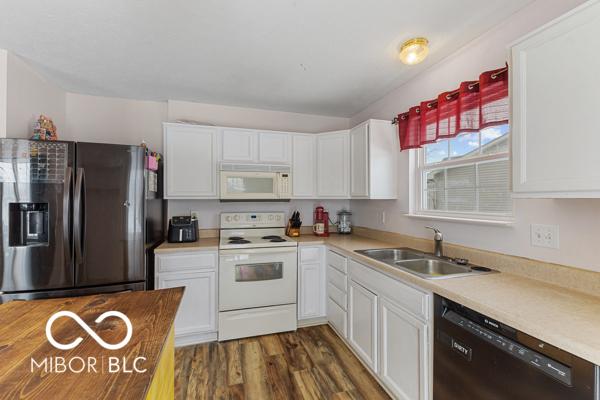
[286,220,301,237]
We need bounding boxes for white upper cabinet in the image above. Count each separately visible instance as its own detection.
[220,128,257,162]
[258,131,290,163]
[292,134,317,198]
[220,128,290,164]
[350,119,398,199]
[163,123,218,199]
[350,123,369,198]
[511,1,600,197]
[317,130,350,198]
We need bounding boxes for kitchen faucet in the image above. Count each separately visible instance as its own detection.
[425,226,443,257]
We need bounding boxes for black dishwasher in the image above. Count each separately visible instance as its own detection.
[434,295,598,400]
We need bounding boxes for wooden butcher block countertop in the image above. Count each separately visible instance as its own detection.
[0,288,183,400]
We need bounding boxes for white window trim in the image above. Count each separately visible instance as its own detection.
[409,132,515,223]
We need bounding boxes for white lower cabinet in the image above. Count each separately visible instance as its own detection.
[348,278,378,372]
[328,256,432,400]
[379,296,428,400]
[155,250,218,346]
[298,246,326,321]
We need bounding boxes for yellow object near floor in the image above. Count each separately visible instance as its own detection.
[146,326,175,400]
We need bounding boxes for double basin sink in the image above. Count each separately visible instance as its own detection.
[354,248,496,280]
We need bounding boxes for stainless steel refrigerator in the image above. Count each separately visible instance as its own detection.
[0,139,164,303]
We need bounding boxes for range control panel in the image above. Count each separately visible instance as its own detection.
[220,212,285,229]
[443,310,572,386]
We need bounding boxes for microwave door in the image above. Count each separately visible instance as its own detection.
[220,172,279,200]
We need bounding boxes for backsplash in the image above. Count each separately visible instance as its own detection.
[167,199,350,229]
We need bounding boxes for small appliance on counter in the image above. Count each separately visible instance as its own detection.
[313,206,329,237]
[336,209,352,234]
[286,211,302,237]
[168,216,198,243]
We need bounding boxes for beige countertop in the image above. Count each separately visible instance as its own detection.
[154,237,219,253]
[153,232,600,365]
[300,234,600,366]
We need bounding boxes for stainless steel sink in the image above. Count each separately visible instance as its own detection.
[355,248,424,262]
[355,247,496,280]
[395,259,471,278]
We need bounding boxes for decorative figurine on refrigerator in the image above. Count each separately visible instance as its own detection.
[31,115,58,141]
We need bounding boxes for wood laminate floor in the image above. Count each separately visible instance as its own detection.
[174,324,391,400]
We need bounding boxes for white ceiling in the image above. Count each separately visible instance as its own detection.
[0,0,532,117]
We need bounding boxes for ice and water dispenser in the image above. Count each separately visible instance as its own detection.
[9,203,49,246]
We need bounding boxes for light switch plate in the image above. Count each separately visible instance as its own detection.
[530,224,559,249]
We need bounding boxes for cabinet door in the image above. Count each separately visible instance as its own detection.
[259,132,290,163]
[511,1,600,196]
[164,124,218,198]
[350,123,369,198]
[348,278,378,372]
[157,270,217,336]
[292,134,317,198]
[379,297,428,400]
[298,262,324,320]
[221,128,257,162]
[317,131,349,198]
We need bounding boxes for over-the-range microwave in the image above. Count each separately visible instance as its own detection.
[219,163,292,201]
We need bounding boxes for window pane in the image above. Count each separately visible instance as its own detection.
[481,125,509,155]
[446,165,476,189]
[447,188,476,212]
[478,189,511,213]
[477,159,511,214]
[478,159,509,188]
[425,169,445,191]
[424,190,446,211]
[425,140,448,164]
[449,132,479,160]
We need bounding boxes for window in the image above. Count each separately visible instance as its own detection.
[415,124,512,219]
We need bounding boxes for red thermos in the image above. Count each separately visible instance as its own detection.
[313,206,330,237]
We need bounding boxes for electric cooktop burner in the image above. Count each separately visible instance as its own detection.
[229,239,251,244]
[269,238,286,242]
[262,235,282,240]
[228,236,244,241]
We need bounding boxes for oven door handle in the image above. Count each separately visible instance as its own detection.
[219,247,298,255]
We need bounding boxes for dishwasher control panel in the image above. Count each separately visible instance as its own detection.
[443,310,572,386]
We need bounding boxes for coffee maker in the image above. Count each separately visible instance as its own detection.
[336,209,352,234]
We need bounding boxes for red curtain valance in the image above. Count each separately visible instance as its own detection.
[396,66,508,150]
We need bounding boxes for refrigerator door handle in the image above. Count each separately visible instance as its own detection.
[63,167,73,266]
[73,168,86,265]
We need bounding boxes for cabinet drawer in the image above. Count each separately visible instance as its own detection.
[348,258,429,321]
[300,246,322,264]
[327,265,347,292]
[327,250,347,273]
[327,282,347,310]
[327,297,347,338]
[156,251,217,273]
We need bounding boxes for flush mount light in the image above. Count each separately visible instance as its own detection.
[399,37,429,65]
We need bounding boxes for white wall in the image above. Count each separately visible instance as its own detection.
[5,53,66,139]
[350,0,600,273]
[168,100,349,133]
[65,93,167,152]
[168,199,350,230]
[0,49,7,138]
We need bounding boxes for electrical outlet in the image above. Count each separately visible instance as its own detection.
[530,224,559,249]
[380,211,386,225]
[190,210,200,220]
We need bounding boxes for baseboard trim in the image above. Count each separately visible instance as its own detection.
[175,331,217,347]
[297,317,328,328]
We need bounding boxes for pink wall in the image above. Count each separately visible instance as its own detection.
[349,0,600,273]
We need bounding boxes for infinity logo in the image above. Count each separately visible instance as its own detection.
[45,311,133,350]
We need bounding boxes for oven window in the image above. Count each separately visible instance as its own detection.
[226,177,274,194]
[235,262,283,282]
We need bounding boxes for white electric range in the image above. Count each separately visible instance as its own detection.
[218,212,298,341]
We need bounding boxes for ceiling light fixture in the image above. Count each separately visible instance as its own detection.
[399,37,429,65]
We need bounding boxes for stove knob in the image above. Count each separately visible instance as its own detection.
[268,215,274,221]
[225,216,232,222]
[233,215,239,222]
